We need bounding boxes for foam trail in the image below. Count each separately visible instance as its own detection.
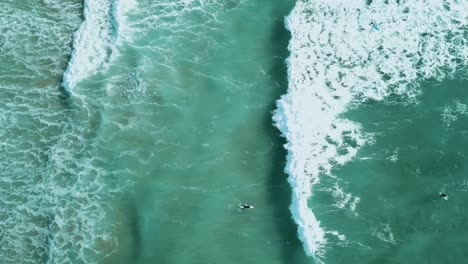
[112,0,137,44]
[274,0,467,261]
[62,0,136,92]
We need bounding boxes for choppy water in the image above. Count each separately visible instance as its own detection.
[1,0,467,263]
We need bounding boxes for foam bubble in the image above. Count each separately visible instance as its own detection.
[327,183,360,215]
[442,100,468,127]
[388,147,399,162]
[371,223,397,244]
[274,0,467,260]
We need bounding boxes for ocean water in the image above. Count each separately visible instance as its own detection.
[0,0,467,264]
[314,79,468,263]
[273,0,468,263]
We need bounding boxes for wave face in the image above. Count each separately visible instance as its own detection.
[274,0,467,261]
[62,0,136,92]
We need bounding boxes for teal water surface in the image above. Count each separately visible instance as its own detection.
[312,79,468,263]
[0,0,313,263]
[94,1,311,263]
[1,0,467,264]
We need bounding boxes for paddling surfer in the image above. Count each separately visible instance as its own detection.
[440,193,448,200]
[239,203,254,209]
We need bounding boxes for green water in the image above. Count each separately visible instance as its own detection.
[0,1,90,262]
[312,79,468,263]
[0,0,315,262]
[73,1,311,263]
[2,0,467,263]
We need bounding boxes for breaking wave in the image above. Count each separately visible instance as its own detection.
[273,0,467,261]
[62,0,136,92]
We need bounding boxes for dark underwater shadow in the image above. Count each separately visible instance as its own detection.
[100,195,142,264]
[125,198,142,262]
[263,1,312,264]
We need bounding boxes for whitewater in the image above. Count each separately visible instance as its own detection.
[274,0,468,261]
[63,0,136,92]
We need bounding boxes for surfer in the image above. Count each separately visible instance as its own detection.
[440,193,448,200]
[239,203,254,209]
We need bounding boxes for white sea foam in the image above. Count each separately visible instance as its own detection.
[388,147,399,162]
[62,0,135,92]
[328,183,360,215]
[112,0,138,44]
[0,86,118,263]
[274,0,468,260]
[0,1,81,79]
[442,100,468,127]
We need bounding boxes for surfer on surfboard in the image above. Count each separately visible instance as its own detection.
[440,193,448,200]
[239,203,254,209]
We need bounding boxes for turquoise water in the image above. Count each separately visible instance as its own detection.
[92,1,310,263]
[1,0,311,263]
[312,80,468,263]
[1,0,467,264]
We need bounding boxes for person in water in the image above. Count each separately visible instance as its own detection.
[239,203,254,209]
[439,193,449,200]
